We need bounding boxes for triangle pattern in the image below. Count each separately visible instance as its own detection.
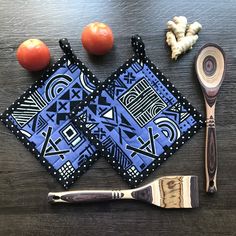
[72,82,81,89]
[102,108,114,120]
[115,77,127,89]
[89,104,97,115]
[78,111,87,123]
[82,91,88,99]
[105,125,115,132]
[105,78,127,99]
[36,115,47,132]
[60,90,70,100]
[88,114,96,122]
[121,114,131,126]
[98,96,110,106]
[105,83,116,99]
[123,130,136,139]
[170,103,181,112]
[70,101,78,111]
[165,102,190,123]
[47,102,57,112]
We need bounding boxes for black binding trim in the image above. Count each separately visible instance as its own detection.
[0,38,101,189]
[70,35,205,188]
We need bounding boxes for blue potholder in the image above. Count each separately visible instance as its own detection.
[0,39,101,188]
[71,35,204,187]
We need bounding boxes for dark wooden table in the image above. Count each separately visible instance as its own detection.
[0,1,235,235]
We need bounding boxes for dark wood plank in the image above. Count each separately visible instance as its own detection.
[0,0,235,235]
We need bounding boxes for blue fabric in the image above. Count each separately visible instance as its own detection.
[72,55,204,187]
[1,41,100,188]
[0,36,204,188]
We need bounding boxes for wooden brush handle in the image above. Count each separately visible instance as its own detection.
[205,103,217,193]
[48,190,127,204]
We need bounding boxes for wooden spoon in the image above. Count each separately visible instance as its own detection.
[48,176,199,208]
[195,43,226,193]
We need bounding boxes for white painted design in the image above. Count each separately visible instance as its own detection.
[80,72,94,93]
[12,91,47,127]
[119,78,167,127]
[102,108,114,119]
[63,125,77,141]
[154,117,181,142]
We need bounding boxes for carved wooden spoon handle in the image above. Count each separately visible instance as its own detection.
[205,104,217,193]
[195,43,225,193]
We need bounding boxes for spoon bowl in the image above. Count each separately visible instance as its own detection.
[196,44,225,91]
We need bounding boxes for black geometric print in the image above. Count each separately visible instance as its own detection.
[31,114,47,133]
[103,136,132,169]
[124,72,136,84]
[71,35,204,188]
[45,74,73,103]
[119,78,167,127]
[1,38,100,189]
[163,102,190,124]
[126,127,159,160]
[105,77,127,99]
[11,91,47,127]
[41,126,70,159]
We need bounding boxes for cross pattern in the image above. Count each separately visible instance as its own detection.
[93,127,106,140]
[71,89,80,99]
[58,101,67,111]
[124,72,136,84]
[41,126,70,159]
[126,127,159,160]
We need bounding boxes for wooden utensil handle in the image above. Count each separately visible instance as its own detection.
[48,190,126,204]
[205,104,217,193]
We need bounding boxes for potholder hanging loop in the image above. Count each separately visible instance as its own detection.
[131,34,146,59]
[59,38,76,62]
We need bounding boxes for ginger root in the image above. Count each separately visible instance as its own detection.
[166,16,202,60]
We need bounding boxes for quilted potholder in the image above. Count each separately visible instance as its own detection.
[0,39,101,188]
[71,35,205,187]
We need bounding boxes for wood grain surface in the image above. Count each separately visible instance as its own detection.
[195,44,226,193]
[48,176,198,208]
[0,0,235,235]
